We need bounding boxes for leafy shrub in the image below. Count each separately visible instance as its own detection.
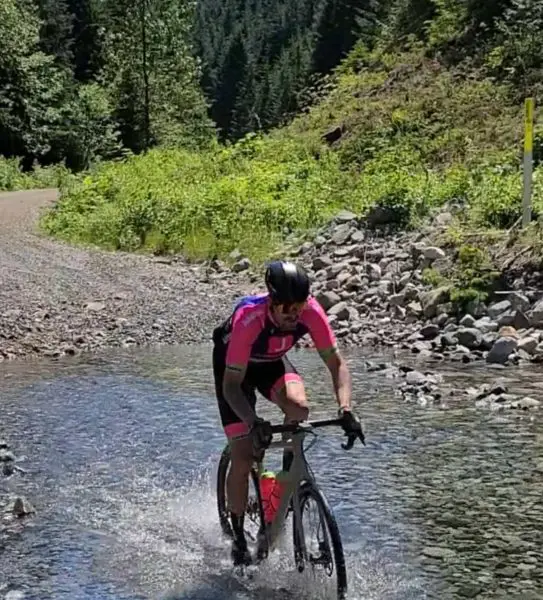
[449,245,501,310]
[41,143,348,260]
[0,156,73,191]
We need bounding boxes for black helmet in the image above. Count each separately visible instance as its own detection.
[265,261,310,304]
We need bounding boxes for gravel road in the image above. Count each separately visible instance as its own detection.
[0,189,251,360]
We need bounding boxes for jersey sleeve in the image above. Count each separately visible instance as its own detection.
[301,297,338,361]
[224,306,263,372]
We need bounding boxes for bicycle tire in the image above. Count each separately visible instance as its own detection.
[292,482,348,600]
[216,444,265,540]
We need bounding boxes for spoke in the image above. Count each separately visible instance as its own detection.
[302,496,334,577]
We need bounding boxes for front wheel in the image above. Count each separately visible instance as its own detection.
[292,483,348,600]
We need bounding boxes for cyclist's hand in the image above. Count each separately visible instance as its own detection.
[249,417,273,459]
[338,408,365,447]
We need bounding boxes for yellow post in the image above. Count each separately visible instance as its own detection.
[522,97,535,227]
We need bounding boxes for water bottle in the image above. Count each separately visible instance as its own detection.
[259,471,277,523]
[260,470,287,524]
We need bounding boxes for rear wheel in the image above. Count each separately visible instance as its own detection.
[292,483,348,600]
[216,444,265,549]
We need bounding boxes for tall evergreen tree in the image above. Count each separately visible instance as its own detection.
[312,0,369,73]
[69,0,103,81]
[33,0,103,80]
[212,33,248,138]
[35,0,75,68]
[384,0,436,42]
[101,0,212,151]
[0,0,69,161]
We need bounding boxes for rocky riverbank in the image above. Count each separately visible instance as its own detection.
[205,207,543,412]
[279,209,543,368]
[362,360,541,412]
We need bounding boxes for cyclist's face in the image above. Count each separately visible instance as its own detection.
[270,301,306,329]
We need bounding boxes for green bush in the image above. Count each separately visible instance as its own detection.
[41,143,348,260]
[0,156,73,192]
[0,157,27,190]
[447,244,501,310]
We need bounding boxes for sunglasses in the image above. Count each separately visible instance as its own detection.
[272,301,307,316]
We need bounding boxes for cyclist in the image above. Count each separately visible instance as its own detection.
[212,260,364,566]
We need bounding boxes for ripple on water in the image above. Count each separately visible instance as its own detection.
[1,344,542,599]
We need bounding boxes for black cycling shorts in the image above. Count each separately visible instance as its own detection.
[212,341,301,439]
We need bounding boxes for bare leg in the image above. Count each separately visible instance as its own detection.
[272,379,309,471]
[227,436,254,516]
[226,435,254,565]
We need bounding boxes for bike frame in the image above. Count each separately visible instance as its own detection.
[254,422,325,558]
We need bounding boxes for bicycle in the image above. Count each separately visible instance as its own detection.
[216,416,365,600]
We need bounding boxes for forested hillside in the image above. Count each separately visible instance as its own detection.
[0,0,374,171]
[192,0,542,140]
[193,0,379,139]
[2,0,542,170]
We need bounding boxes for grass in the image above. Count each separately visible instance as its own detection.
[0,156,73,193]
[39,45,543,266]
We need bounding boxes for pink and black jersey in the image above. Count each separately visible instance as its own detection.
[212,293,338,370]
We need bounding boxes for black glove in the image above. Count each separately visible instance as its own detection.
[338,408,365,447]
[249,417,273,460]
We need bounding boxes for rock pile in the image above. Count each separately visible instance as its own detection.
[364,360,541,412]
[285,211,543,367]
[466,382,541,411]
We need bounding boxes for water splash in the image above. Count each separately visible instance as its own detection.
[63,455,424,600]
